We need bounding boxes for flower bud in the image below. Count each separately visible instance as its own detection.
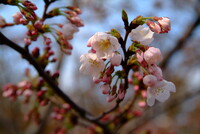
[143,74,157,86]
[110,52,122,66]
[146,20,161,34]
[158,17,171,33]
[100,84,110,94]
[13,12,23,24]
[144,47,162,65]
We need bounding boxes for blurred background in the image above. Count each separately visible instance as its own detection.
[0,0,200,134]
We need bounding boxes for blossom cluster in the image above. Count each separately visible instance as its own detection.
[80,15,176,106]
[0,0,83,55]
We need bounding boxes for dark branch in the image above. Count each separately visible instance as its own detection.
[160,8,200,69]
[0,32,112,134]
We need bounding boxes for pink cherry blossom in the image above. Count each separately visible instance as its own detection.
[61,23,79,40]
[158,17,171,33]
[13,12,23,24]
[146,20,161,34]
[143,74,157,86]
[129,25,154,45]
[148,65,163,81]
[144,47,163,65]
[110,52,122,66]
[87,32,120,59]
[79,53,105,77]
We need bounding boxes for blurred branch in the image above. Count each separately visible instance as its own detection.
[127,89,200,134]
[160,4,200,69]
[0,32,112,134]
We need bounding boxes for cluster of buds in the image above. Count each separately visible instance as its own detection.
[80,10,176,106]
[2,81,33,103]
[51,104,71,121]
[30,41,57,68]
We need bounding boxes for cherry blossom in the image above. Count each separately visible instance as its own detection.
[87,32,120,59]
[146,79,176,106]
[61,23,79,40]
[158,17,171,33]
[110,52,122,66]
[13,12,23,24]
[143,74,157,86]
[129,25,154,45]
[79,53,105,77]
[144,47,163,65]
[146,20,161,34]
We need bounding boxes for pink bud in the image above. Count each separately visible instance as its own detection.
[110,52,122,66]
[136,51,144,63]
[100,84,110,94]
[24,38,32,46]
[158,17,171,33]
[146,20,161,34]
[143,74,157,86]
[34,20,44,30]
[138,101,146,107]
[148,65,163,81]
[13,12,23,24]
[93,76,102,84]
[44,37,52,45]
[144,47,162,65]
[22,0,37,10]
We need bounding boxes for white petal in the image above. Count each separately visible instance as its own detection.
[147,97,155,106]
[164,80,176,92]
[155,90,170,102]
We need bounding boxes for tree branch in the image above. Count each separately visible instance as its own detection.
[0,32,113,133]
[160,7,200,69]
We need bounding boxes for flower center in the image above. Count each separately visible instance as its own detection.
[154,87,165,95]
[98,39,111,51]
[89,58,100,67]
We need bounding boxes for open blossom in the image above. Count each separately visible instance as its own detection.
[144,47,163,65]
[158,17,171,33]
[129,25,154,45]
[61,23,79,40]
[87,32,120,59]
[145,79,176,106]
[110,52,122,66]
[79,53,105,77]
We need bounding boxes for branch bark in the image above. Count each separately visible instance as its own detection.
[0,32,112,134]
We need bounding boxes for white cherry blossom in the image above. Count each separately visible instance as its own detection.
[129,25,154,45]
[146,80,176,106]
[79,53,105,77]
[87,32,120,59]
